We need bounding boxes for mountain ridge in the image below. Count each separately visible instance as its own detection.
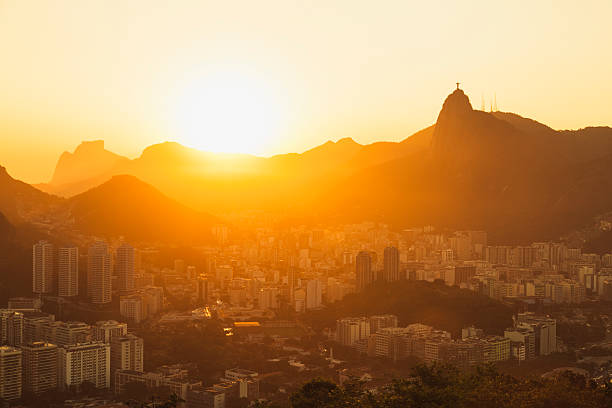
[16,87,612,242]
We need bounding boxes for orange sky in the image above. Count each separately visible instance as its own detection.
[0,0,611,183]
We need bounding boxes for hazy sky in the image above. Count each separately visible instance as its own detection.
[0,0,611,182]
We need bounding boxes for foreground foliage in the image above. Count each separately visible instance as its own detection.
[269,364,612,408]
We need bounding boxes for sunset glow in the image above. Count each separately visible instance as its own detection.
[2,2,612,406]
[1,1,611,182]
[170,71,287,154]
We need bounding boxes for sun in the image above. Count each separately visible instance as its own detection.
[171,71,286,155]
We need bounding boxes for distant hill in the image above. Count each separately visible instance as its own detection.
[0,166,61,224]
[305,280,514,336]
[37,129,432,214]
[50,140,130,186]
[64,175,216,244]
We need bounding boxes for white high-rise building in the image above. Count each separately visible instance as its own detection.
[58,246,79,297]
[120,295,144,323]
[174,259,185,276]
[258,287,279,310]
[110,334,143,381]
[88,241,112,304]
[92,320,128,343]
[356,252,374,292]
[116,243,135,291]
[0,310,23,346]
[142,286,164,317]
[33,240,55,294]
[369,314,398,334]
[21,342,58,394]
[336,317,371,346]
[0,346,22,400]
[516,313,557,356]
[305,280,322,310]
[186,266,197,280]
[22,311,54,344]
[43,321,91,347]
[58,342,110,390]
[383,246,400,282]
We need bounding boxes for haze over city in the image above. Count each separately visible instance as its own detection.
[1,1,612,408]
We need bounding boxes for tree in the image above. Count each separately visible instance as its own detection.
[289,378,341,408]
[285,364,612,408]
[123,381,150,402]
[126,393,184,408]
[79,380,99,396]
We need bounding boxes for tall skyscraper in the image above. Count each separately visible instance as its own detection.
[22,311,54,344]
[58,342,110,390]
[0,346,22,400]
[196,276,209,305]
[58,246,79,297]
[110,334,144,382]
[516,313,557,356]
[258,287,279,309]
[32,240,55,295]
[305,280,322,309]
[186,265,197,280]
[287,260,297,304]
[454,265,476,286]
[174,259,185,276]
[0,310,23,346]
[88,241,112,304]
[356,251,374,291]
[119,295,144,323]
[336,317,371,346]
[383,246,400,282]
[21,342,58,394]
[116,243,135,291]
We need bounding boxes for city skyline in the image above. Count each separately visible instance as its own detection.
[2,2,612,406]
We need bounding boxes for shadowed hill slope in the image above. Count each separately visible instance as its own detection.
[65,175,216,244]
[305,280,514,336]
[0,166,61,224]
[322,89,612,242]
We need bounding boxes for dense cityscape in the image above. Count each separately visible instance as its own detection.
[2,2,612,407]
[0,220,610,407]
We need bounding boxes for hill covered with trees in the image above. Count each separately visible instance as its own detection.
[305,280,514,336]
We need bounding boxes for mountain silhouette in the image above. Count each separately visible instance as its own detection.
[326,88,612,242]
[64,175,215,243]
[50,140,130,186]
[0,166,61,224]
[29,87,612,242]
[38,127,433,215]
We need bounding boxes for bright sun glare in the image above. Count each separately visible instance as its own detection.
[172,72,286,155]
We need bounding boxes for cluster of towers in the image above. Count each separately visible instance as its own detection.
[355,246,400,291]
[32,240,136,304]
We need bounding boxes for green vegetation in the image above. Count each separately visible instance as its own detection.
[138,319,282,383]
[122,382,183,408]
[261,364,612,408]
[304,281,514,336]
